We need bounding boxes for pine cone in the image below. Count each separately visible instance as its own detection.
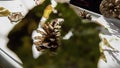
[100,0,120,19]
[79,10,91,20]
[33,18,64,52]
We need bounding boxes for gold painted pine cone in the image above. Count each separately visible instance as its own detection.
[100,0,120,19]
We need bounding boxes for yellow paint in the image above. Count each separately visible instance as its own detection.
[43,5,53,19]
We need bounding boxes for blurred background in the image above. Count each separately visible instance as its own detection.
[7,0,100,68]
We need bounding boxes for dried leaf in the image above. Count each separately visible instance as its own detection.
[103,38,115,50]
[0,7,10,16]
[100,53,107,62]
[99,44,107,62]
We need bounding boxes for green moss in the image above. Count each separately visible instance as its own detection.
[7,2,100,68]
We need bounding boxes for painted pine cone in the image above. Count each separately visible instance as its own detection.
[33,18,64,52]
[100,0,120,19]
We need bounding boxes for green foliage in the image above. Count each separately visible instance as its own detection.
[7,2,100,68]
